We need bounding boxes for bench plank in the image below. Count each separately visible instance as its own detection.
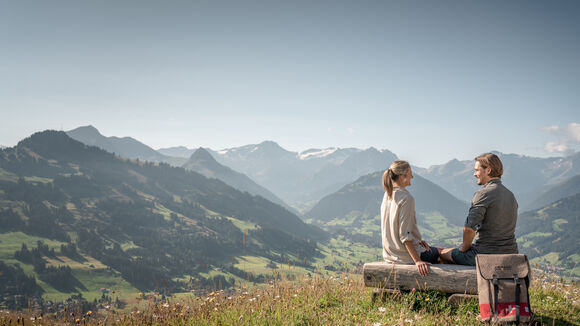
[363,262,478,294]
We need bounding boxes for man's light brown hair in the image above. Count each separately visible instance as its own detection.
[475,153,503,178]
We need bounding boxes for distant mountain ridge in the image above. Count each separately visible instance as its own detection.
[416,152,580,205]
[157,146,196,158]
[182,148,296,213]
[521,174,580,211]
[208,142,399,211]
[66,126,580,216]
[66,126,186,166]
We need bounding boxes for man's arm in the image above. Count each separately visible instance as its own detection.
[459,226,476,252]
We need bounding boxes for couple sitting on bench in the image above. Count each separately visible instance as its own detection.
[381,153,518,276]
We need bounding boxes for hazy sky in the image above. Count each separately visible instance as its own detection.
[1,0,579,167]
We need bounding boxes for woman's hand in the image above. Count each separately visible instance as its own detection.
[415,260,431,276]
[420,240,429,250]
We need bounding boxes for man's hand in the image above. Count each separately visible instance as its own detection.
[415,260,431,276]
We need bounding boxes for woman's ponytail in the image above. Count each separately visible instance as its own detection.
[382,168,394,198]
[382,160,410,199]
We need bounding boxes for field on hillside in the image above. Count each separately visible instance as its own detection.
[0,230,380,307]
[1,270,578,326]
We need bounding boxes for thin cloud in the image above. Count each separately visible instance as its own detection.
[542,122,580,154]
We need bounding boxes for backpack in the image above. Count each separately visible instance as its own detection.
[475,254,532,323]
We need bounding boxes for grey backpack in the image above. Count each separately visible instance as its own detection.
[475,254,532,323]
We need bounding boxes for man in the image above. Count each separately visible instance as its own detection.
[440,153,518,266]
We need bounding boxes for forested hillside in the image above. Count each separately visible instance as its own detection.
[0,131,326,309]
[517,193,580,277]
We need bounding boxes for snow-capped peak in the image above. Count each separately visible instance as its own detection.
[298,148,338,160]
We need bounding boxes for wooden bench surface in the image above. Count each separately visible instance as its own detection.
[363,261,478,294]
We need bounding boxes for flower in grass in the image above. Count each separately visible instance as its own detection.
[378,307,386,312]
[411,288,416,292]
[373,323,382,326]
[249,297,257,302]
[425,298,430,302]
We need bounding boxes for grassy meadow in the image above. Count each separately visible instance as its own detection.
[1,269,578,325]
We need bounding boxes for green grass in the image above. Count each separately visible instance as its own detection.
[234,255,311,279]
[4,272,578,325]
[0,167,18,182]
[531,252,560,265]
[552,219,568,232]
[72,268,139,302]
[0,232,66,261]
[23,176,53,183]
[226,216,260,231]
[419,213,461,247]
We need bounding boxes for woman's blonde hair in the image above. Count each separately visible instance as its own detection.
[382,160,410,198]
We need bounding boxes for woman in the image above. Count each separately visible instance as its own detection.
[381,160,440,276]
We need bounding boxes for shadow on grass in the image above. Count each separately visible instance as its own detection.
[531,313,578,326]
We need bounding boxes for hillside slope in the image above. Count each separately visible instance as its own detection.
[0,131,326,307]
[182,148,295,213]
[516,193,580,277]
[306,171,469,247]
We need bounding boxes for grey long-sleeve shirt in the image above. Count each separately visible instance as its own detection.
[465,179,519,254]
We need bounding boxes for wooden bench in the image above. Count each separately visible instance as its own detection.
[363,262,478,305]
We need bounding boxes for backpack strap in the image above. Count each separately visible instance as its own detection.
[492,275,499,322]
[514,275,521,324]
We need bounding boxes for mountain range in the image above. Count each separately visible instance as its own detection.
[0,131,326,305]
[415,152,580,208]
[208,142,398,211]
[66,126,186,166]
[66,126,400,212]
[1,126,579,308]
[182,148,296,213]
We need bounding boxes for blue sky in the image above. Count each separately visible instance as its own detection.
[1,0,579,167]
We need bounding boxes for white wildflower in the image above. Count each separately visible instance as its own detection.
[378,307,386,312]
